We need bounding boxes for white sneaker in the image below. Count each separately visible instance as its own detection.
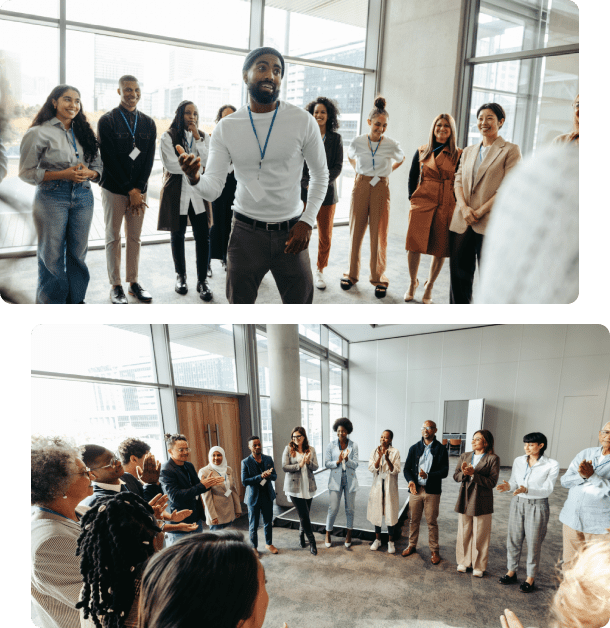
[370,539,381,551]
[457,564,467,573]
[472,569,484,578]
[387,541,395,554]
[315,270,326,290]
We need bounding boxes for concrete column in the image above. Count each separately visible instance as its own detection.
[266,324,301,507]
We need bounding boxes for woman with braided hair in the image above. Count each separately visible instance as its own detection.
[76,492,164,628]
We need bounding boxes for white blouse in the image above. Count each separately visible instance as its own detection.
[507,454,560,500]
[348,134,404,177]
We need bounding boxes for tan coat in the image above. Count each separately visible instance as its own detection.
[198,464,242,526]
[450,135,521,235]
[366,446,401,527]
[453,451,500,517]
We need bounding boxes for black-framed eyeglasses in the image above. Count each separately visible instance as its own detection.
[176,447,191,453]
[292,434,304,439]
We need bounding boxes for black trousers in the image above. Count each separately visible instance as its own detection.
[292,496,313,536]
[449,227,484,304]
[375,524,396,537]
[170,202,209,284]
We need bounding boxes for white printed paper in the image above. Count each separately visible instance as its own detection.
[129,146,141,160]
[260,478,267,486]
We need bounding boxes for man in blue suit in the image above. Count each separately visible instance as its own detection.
[241,435,279,554]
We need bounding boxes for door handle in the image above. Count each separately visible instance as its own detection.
[207,424,212,450]
[215,423,220,447]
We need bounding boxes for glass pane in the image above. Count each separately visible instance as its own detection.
[329,364,343,404]
[256,333,270,396]
[31,378,165,461]
[168,325,237,392]
[66,0,250,49]
[65,29,246,244]
[264,0,368,66]
[299,324,320,344]
[476,0,578,57]
[329,330,343,355]
[301,401,322,455]
[300,352,321,401]
[260,397,273,457]
[329,404,343,441]
[31,325,155,382]
[1,0,58,17]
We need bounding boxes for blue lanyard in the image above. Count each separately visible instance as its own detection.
[368,136,381,170]
[433,143,445,153]
[323,134,326,142]
[69,128,80,159]
[119,109,138,145]
[186,132,194,152]
[247,101,279,171]
[37,506,74,521]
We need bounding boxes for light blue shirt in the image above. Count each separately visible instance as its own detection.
[559,446,610,535]
[324,438,359,493]
[417,442,433,485]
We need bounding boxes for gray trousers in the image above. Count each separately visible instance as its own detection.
[226,217,314,304]
[506,496,550,578]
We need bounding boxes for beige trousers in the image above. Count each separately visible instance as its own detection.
[456,513,492,571]
[562,524,610,571]
[344,174,390,287]
[408,487,441,551]
[102,188,146,285]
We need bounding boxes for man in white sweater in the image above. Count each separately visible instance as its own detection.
[177,46,329,304]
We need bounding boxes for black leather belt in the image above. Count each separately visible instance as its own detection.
[234,211,300,231]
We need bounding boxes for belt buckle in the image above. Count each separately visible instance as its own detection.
[265,222,280,231]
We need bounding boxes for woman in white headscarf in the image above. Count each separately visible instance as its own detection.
[198,446,242,530]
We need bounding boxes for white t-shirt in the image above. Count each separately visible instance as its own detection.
[160,130,209,216]
[348,134,405,177]
[191,101,328,227]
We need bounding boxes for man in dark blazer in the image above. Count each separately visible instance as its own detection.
[402,421,449,564]
[241,435,279,554]
[81,444,130,508]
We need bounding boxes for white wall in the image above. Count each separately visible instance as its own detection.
[348,325,610,468]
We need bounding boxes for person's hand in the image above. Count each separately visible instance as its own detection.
[176,145,202,185]
[148,494,169,519]
[496,480,510,492]
[128,188,147,215]
[579,460,594,479]
[500,608,524,628]
[298,456,306,468]
[63,165,88,182]
[153,531,165,552]
[284,221,312,254]
[304,451,312,465]
[137,453,161,484]
[187,122,201,140]
[460,205,478,226]
[79,166,98,180]
[408,481,417,495]
[169,522,199,533]
[418,468,428,479]
[463,464,474,477]
[472,206,486,220]
[461,461,470,474]
[201,475,225,488]
[212,518,219,525]
[513,485,527,496]
[169,509,193,522]
[281,624,288,628]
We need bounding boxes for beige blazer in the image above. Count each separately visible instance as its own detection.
[198,465,242,526]
[450,136,521,235]
[366,446,401,527]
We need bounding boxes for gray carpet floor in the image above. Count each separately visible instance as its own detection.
[1,225,458,304]
[228,462,568,628]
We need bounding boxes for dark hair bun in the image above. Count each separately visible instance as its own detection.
[374,96,386,110]
[164,433,172,441]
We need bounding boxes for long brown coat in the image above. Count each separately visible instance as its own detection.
[453,451,500,516]
[199,464,242,526]
[406,145,462,257]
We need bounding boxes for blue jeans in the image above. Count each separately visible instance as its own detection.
[248,495,274,548]
[164,520,204,547]
[210,522,231,531]
[32,180,94,303]
[326,471,356,531]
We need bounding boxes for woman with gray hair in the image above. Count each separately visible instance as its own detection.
[31,434,94,628]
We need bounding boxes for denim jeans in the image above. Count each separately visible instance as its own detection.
[326,471,356,531]
[210,522,231,531]
[164,520,204,547]
[32,180,94,303]
[247,494,274,548]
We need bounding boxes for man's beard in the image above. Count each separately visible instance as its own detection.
[248,81,279,105]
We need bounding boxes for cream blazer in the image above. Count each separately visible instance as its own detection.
[366,446,401,527]
[199,465,242,526]
[450,135,521,235]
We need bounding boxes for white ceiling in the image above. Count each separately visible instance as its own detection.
[327,324,496,343]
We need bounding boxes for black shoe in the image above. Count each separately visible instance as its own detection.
[499,573,518,585]
[110,285,128,304]
[520,581,535,593]
[306,533,317,555]
[175,274,188,295]
[299,530,306,548]
[197,281,213,302]
[207,263,213,278]
[221,260,227,271]
[128,283,152,302]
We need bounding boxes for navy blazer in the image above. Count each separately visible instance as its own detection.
[241,454,277,507]
[81,483,129,509]
[160,458,208,524]
[403,437,449,495]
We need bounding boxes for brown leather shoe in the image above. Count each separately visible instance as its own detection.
[265,544,279,554]
[431,551,441,565]
[402,545,417,557]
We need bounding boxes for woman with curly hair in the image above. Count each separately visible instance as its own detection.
[19,85,102,303]
[158,100,213,301]
[342,96,405,299]
[324,417,359,548]
[31,435,94,628]
[302,97,343,290]
[76,492,164,628]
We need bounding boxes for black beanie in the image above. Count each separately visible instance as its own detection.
[242,47,285,78]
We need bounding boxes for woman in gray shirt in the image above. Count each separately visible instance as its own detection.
[19,84,102,303]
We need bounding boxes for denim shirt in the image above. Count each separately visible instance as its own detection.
[325,438,359,493]
[559,446,610,534]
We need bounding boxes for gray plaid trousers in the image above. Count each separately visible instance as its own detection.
[506,496,550,578]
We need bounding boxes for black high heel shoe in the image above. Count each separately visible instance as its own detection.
[299,530,306,548]
[306,532,317,555]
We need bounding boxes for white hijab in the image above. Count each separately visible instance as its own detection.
[208,446,228,476]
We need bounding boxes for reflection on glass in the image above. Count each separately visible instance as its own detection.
[300,352,321,401]
[301,400,322,455]
[329,404,344,441]
[260,397,273,457]
[256,333,270,396]
[31,324,155,382]
[299,324,321,344]
[329,330,343,355]
[329,364,343,405]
